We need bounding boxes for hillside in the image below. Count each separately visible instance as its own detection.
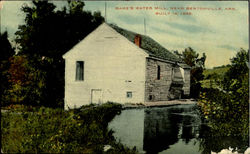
[201,65,230,88]
[203,65,230,79]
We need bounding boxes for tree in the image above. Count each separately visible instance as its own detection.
[198,48,249,138]
[15,0,104,57]
[223,48,249,93]
[222,49,249,127]
[5,55,46,106]
[0,31,15,105]
[175,47,206,98]
[0,32,15,61]
[13,0,104,107]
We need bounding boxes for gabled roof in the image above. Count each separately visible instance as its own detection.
[109,23,182,62]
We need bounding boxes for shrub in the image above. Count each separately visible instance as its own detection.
[3,55,46,107]
[197,49,249,144]
[1,102,137,153]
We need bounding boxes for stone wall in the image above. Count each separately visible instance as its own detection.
[183,69,190,96]
[145,58,174,101]
[145,58,190,101]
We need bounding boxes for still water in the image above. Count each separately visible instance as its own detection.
[108,104,248,154]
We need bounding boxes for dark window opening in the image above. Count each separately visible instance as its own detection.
[76,61,84,81]
[149,95,153,100]
[127,92,132,98]
[157,65,161,80]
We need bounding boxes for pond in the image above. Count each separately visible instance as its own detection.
[108,104,248,154]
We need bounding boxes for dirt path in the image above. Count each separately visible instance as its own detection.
[123,99,197,109]
[145,99,196,107]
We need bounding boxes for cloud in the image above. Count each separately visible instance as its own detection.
[150,25,180,37]
[217,45,238,51]
[243,37,248,45]
[0,1,27,39]
[164,21,214,34]
[116,14,144,25]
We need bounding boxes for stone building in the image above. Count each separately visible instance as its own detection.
[63,23,190,109]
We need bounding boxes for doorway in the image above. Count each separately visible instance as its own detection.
[91,89,103,104]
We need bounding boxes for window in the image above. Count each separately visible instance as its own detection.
[157,65,161,80]
[149,95,153,101]
[126,92,132,98]
[76,61,84,81]
[171,68,174,80]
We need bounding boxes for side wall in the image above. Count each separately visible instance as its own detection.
[145,58,191,101]
[64,24,147,109]
[183,69,190,96]
[145,58,174,102]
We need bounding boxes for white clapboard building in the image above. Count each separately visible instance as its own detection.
[63,23,190,109]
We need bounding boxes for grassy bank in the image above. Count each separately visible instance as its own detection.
[203,66,230,79]
[1,102,137,153]
[201,66,230,89]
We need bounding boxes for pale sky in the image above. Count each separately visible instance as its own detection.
[0,1,249,68]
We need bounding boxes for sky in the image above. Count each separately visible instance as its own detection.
[0,1,249,68]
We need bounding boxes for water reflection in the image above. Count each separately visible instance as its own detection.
[143,105,202,153]
[143,107,180,153]
[108,104,248,154]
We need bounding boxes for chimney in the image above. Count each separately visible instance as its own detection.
[134,34,141,48]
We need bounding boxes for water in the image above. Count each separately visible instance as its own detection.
[108,104,248,154]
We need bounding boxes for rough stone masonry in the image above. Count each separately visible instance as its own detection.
[145,58,190,102]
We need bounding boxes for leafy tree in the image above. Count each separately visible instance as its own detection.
[15,0,104,57]
[5,55,46,106]
[175,47,206,98]
[222,48,249,134]
[0,32,15,61]
[14,0,104,107]
[198,48,249,139]
[0,31,15,105]
[223,48,249,93]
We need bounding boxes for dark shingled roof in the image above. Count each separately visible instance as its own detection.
[109,23,182,62]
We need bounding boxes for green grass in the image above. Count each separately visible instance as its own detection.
[202,65,230,88]
[203,66,230,79]
[1,102,138,153]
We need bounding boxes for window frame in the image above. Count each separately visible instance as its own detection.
[126,91,132,98]
[157,65,161,80]
[75,61,84,81]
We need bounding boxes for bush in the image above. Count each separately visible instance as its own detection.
[1,102,137,153]
[3,55,46,107]
[198,88,248,136]
[197,49,249,139]
[197,88,249,153]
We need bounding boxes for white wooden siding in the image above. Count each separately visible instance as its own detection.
[63,23,148,109]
